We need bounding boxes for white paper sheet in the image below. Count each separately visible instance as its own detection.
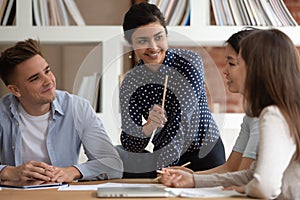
[59,182,245,198]
[58,182,163,191]
[166,186,245,198]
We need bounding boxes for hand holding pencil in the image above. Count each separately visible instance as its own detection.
[145,105,167,133]
[148,75,168,130]
[144,75,169,153]
[155,162,195,188]
[160,163,194,174]
[153,162,191,182]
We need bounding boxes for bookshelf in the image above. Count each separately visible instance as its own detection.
[0,0,299,145]
[1,0,299,44]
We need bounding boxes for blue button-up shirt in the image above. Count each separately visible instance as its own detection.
[0,90,123,180]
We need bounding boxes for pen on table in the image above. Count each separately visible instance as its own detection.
[153,161,191,182]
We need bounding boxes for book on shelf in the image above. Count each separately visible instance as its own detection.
[227,0,243,25]
[157,0,168,15]
[270,0,289,25]
[48,0,59,26]
[0,0,8,23]
[221,0,234,25]
[32,0,42,26]
[32,0,83,26]
[211,0,298,26]
[163,0,177,24]
[239,0,252,25]
[243,0,257,25]
[63,0,85,26]
[211,0,226,25]
[179,0,190,26]
[168,0,186,26]
[148,0,190,26]
[255,0,272,26]
[247,0,266,26]
[211,0,220,25]
[1,0,15,26]
[233,0,245,25]
[284,0,300,25]
[277,0,298,26]
[148,0,159,4]
[39,0,49,26]
[56,0,69,25]
[261,0,282,26]
[48,0,69,26]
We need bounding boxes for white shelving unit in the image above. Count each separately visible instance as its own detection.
[2,0,299,45]
[0,0,299,145]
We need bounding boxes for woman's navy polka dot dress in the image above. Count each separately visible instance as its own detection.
[120,48,222,169]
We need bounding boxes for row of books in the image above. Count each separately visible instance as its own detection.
[0,0,16,26]
[211,0,298,26]
[32,0,85,26]
[148,0,190,26]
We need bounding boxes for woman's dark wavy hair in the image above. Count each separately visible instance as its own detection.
[225,27,256,53]
[122,2,167,44]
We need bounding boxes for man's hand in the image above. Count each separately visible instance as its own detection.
[0,161,56,186]
[50,166,82,183]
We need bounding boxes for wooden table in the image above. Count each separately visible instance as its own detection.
[0,179,253,200]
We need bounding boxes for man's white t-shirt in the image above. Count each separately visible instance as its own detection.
[18,104,51,164]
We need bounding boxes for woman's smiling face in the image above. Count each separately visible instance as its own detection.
[223,44,245,94]
[131,21,168,65]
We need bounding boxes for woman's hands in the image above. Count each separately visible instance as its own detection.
[159,168,195,188]
[143,104,167,136]
[223,185,246,193]
[158,168,246,195]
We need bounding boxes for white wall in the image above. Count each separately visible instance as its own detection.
[213,113,244,158]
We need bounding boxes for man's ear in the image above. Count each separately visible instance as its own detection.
[7,85,21,97]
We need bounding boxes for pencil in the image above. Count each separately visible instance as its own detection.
[153,174,163,182]
[181,161,191,168]
[144,75,169,153]
[161,75,168,109]
[156,170,165,174]
[153,161,191,181]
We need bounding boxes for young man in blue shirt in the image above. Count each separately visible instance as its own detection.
[0,39,123,186]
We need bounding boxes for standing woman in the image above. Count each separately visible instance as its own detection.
[160,29,300,199]
[119,2,226,177]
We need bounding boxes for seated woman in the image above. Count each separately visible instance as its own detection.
[166,29,259,176]
[160,29,300,200]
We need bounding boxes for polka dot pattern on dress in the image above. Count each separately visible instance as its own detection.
[120,48,220,168]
